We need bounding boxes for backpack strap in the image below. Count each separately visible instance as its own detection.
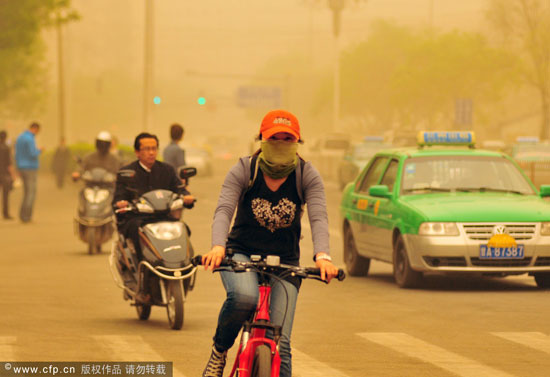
[248,150,261,190]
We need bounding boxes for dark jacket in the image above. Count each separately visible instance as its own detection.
[81,151,120,175]
[113,160,187,206]
[0,143,12,177]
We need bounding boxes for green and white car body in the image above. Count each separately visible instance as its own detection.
[340,131,550,288]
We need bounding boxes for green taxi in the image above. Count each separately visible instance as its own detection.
[340,131,550,288]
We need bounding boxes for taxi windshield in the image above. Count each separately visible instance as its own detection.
[401,156,535,195]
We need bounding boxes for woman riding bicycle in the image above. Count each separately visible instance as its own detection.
[201,109,339,377]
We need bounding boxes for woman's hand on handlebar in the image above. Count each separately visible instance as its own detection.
[202,245,226,271]
[315,258,339,283]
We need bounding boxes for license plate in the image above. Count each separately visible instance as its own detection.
[479,245,525,259]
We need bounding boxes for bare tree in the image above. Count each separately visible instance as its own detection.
[487,0,550,139]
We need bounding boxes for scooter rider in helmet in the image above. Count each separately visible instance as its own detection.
[72,131,121,180]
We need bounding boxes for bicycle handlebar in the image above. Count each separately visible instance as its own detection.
[192,255,346,282]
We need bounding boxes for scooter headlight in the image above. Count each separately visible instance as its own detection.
[84,188,95,203]
[84,188,110,204]
[95,189,110,203]
[145,222,183,240]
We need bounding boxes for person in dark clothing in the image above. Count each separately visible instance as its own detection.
[0,130,16,219]
[113,132,195,261]
[51,138,71,189]
[72,131,120,180]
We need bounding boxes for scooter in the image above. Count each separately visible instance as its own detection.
[109,167,198,330]
[74,167,116,254]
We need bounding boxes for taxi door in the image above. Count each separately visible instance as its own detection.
[368,159,399,262]
[350,157,389,258]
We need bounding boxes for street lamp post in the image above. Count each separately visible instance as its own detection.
[328,0,344,132]
[142,0,154,132]
[56,11,66,143]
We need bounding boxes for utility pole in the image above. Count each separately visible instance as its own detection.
[142,0,154,132]
[328,0,344,132]
[428,0,434,29]
[56,11,66,142]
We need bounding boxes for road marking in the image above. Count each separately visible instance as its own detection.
[93,336,187,377]
[358,332,514,377]
[292,348,351,377]
[492,332,550,354]
[0,336,16,360]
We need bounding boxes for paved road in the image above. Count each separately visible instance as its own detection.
[1,163,550,376]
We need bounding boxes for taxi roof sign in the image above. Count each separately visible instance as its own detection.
[417,131,475,147]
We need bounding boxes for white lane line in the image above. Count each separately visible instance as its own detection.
[358,332,514,377]
[292,348,351,377]
[492,332,550,354]
[93,336,187,377]
[0,336,16,360]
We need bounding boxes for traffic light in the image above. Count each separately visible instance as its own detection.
[153,96,161,105]
[197,96,206,106]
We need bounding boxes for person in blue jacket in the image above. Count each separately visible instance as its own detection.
[15,122,43,223]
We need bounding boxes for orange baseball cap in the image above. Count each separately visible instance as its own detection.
[260,110,300,141]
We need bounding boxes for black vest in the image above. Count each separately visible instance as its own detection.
[227,170,302,266]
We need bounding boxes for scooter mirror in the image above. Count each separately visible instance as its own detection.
[117,169,136,184]
[179,166,197,180]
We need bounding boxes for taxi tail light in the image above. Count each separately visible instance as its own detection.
[541,222,550,235]
[418,222,459,236]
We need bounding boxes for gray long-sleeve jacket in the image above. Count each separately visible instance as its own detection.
[212,156,330,257]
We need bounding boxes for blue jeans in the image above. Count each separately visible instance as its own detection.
[19,169,37,222]
[213,253,298,377]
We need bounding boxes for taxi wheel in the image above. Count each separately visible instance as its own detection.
[393,235,422,288]
[534,273,550,289]
[343,224,370,276]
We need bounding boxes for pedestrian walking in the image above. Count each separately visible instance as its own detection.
[51,137,71,189]
[15,122,43,223]
[0,130,16,219]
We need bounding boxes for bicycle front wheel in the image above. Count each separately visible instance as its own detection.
[250,345,271,377]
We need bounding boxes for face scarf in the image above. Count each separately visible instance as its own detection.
[258,140,298,179]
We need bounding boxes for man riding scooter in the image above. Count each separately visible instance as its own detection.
[73,131,121,254]
[72,131,120,179]
[113,132,195,302]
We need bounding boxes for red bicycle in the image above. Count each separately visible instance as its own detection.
[193,252,345,377]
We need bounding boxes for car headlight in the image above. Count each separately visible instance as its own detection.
[418,222,459,236]
[541,222,550,236]
[145,222,183,240]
